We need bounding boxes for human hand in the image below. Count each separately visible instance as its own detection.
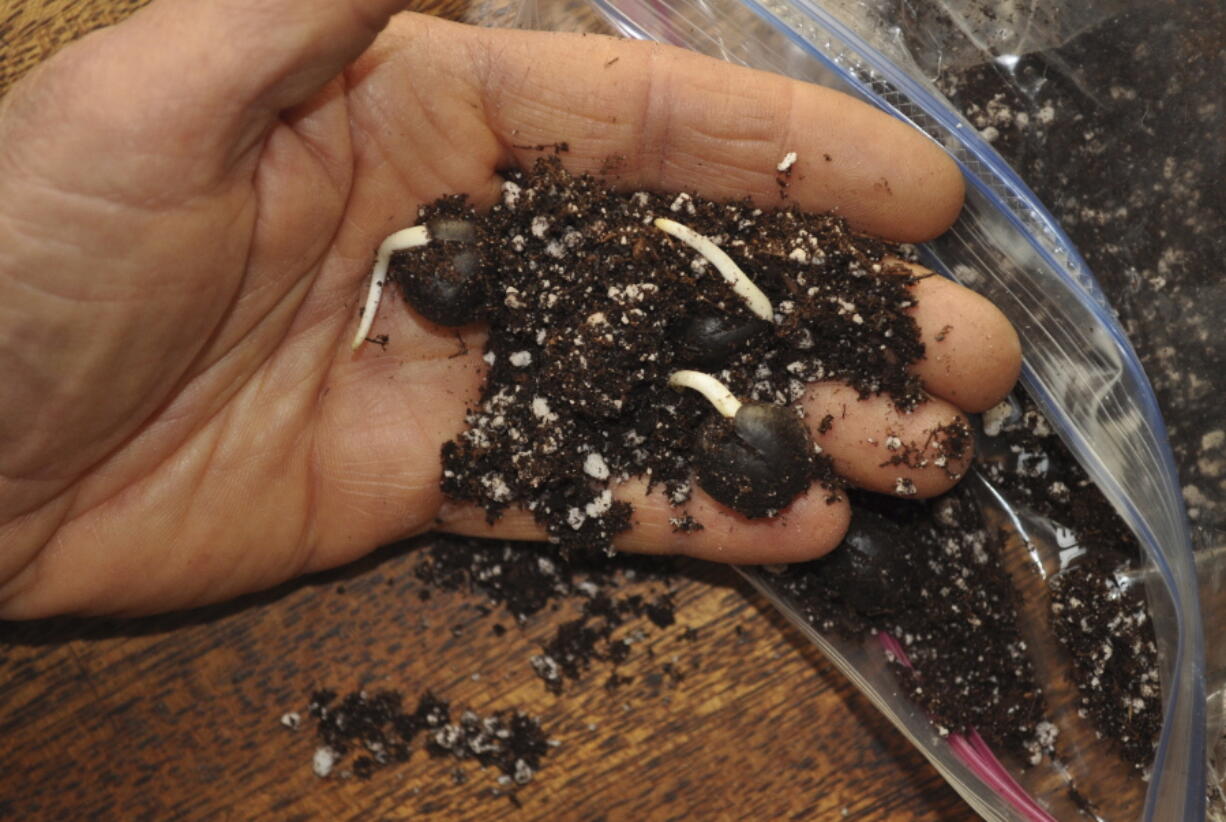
[0,0,1019,618]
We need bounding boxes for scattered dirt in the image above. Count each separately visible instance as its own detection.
[769,486,1048,759]
[1049,559,1161,769]
[300,687,550,796]
[983,396,1161,768]
[413,536,678,693]
[293,536,688,800]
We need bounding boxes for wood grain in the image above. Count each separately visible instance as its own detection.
[0,1,976,820]
[1,541,974,821]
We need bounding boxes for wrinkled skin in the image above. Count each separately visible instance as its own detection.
[0,0,1017,618]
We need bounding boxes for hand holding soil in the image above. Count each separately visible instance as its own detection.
[0,0,1019,618]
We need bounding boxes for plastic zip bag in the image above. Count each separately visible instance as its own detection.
[474,0,1207,818]
[892,0,1138,71]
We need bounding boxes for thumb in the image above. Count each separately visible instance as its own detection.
[121,0,409,121]
[4,0,408,189]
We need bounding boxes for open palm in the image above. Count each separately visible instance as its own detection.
[0,1,1018,618]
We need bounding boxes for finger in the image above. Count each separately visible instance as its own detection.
[375,16,964,242]
[437,476,851,565]
[891,261,1021,413]
[478,27,964,241]
[802,382,972,498]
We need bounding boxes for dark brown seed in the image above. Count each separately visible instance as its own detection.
[822,509,910,616]
[693,402,814,517]
[391,218,485,327]
[677,315,772,367]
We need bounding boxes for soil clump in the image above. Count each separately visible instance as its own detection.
[385,157,954,554]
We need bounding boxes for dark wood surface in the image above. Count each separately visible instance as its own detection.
[0,2,977,820]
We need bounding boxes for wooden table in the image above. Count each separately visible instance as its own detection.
[0,2,976,819]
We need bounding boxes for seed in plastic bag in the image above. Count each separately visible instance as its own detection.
[824,509,908,615]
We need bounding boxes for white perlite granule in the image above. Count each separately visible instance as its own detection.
[584,490,613,518]
[531,396,557,422]
[313,746,338,777]
[982,399,1014,436]
[502,180,522,208]
[583,452,610,480]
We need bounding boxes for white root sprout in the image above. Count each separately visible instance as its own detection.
[653,217,773,322]
[350,224,432,350]
[668,369,743,418]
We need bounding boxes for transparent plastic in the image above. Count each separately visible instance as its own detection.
[475,1,1208,818]
[881,0,1137,72]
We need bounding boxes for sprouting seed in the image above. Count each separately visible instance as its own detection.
[351,225,431,350]
[653,218,773,321]
[669,369,813,517]
[668,369,743,417]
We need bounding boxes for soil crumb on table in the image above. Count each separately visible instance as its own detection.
[302,687,550,790]
[414,536,678,693]
[287,536,692,799]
